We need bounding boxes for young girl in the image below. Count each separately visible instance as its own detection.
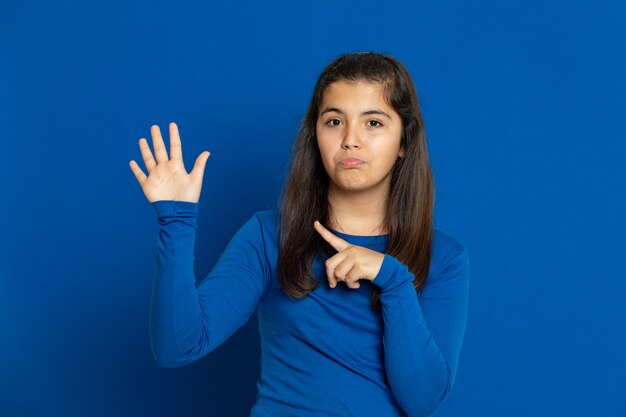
[129,52,470,417]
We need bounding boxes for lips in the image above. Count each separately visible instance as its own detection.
[339,158,365,168]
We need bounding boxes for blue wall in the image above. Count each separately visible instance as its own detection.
[2,0,625,416]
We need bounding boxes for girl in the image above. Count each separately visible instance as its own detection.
[129,52,470,417]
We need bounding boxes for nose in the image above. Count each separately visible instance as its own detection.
[341,123,361,149]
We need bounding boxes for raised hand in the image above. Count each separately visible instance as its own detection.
[313,221,385,289]
[129,122,210,203]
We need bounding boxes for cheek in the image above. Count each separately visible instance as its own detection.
[377,138,403,169]
[316,132,335,161]
[375,131,402,152]
[315,139,333,172]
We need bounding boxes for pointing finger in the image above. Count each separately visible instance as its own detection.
[314,221,349,252]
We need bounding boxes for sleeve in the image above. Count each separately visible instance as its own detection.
[149,200,269,368]
[371,247,470,417]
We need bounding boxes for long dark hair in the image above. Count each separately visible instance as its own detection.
[278,52,434,314]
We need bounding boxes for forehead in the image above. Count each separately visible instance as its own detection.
[320,80,390,107]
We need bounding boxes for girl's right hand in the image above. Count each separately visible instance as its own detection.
[129,122,210,203]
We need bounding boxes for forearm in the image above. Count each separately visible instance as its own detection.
[374,254,465,417]
[149,202,269,368]
[150,201,207,368]
[380,278,451,417]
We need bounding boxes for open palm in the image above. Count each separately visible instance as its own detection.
[129,122,210,203]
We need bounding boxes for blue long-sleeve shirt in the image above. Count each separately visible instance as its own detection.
[150,200,470,417]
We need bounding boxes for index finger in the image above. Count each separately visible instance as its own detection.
[168,122,183,161]
[314,221,349,252]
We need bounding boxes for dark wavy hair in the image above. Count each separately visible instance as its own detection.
[278,52,434,314]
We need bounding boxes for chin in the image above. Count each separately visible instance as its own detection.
[331,174,390,195]
[334,172,367,186]
[335,181,374,192]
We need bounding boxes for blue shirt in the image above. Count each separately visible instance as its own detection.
[150,200,470,417]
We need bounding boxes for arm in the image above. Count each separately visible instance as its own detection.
[372,248,470,417]
[150,200,268,368]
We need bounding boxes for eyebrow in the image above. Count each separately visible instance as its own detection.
[319,107,392,120]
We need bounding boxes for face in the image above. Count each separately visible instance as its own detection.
[316,79,405,198]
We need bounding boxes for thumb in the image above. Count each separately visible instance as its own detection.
[189,151,211,183]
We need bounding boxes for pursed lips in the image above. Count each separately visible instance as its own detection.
[339,158,366,168]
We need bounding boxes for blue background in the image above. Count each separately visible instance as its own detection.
[1,0,625,416]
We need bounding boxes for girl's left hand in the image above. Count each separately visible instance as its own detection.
[313,221,385,289]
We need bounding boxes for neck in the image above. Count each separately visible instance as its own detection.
[327,183,389,236]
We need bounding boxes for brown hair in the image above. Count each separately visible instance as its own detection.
[278,52,434,314]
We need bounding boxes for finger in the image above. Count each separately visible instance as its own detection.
[314,221,349,252]
[335,258,356,285]
[326,259,337,288]
[345,267,362,289]
[189,151,211,183]
[346,278,360,289]
[138,138,156,172]
[325,251,349,289]
[336,261,361,289]
[129,160,147,186]
[150,125,169,164]
[168,122,184,163]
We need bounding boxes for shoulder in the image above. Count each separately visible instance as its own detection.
[250,209,279,238]
[432,228,467,262]
[427,227,470,285]
[253,209,279,226]
[237,209,279,251]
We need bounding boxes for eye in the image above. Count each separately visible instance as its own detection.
[367,120,383,127]
[326,119,342,127]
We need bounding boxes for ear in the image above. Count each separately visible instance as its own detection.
[398,148,406,159]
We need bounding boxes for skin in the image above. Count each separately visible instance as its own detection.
[129,123,210,203]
